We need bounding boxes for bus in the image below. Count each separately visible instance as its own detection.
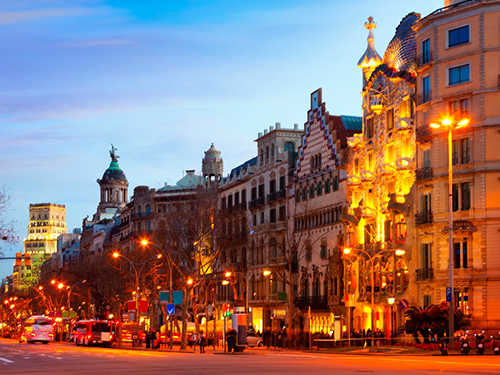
[121,321,146,343]
[73,320,115,347]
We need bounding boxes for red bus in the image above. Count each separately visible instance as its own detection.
[73,320,115,347]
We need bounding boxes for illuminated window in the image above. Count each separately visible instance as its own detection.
[366,117,374,139]
[455,288,469,312]
[394,214,406,244]
[386,108,394,130]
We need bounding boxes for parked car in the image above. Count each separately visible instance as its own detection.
[246,331,263,347]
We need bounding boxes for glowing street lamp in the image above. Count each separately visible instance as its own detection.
[429,116,469,350]
[224,271,249,320]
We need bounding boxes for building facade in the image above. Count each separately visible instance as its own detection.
[414,0,500,334]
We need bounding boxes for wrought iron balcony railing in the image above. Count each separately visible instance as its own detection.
[415,210,433,225]
[416,268,434,281]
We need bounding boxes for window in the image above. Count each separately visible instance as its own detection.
[422,149,431,168]
[452,182,471,211]
[454,239,469,268]
[449,64,470,86]
[269,238,277,258]
[260,212,265,224]
[279,205,286,221]
[320,245,327,260]
[422,38,431,64]
[448,98,469,119]
[270,208,276,223]
[258,184,264,198]
[448,25,469,48]
[279,176,285,191]
[420,243,432,270]
[386,108,394,130]
[270,179,276,194]
[455,288,469,312]
[452,138,470,165]
[317,182,322,196]
[367,153,374,172]
[354,158,360,175]
[366,117,374,139]
[423,295,432,308]
[284,142,294,152]
[309,185,315,198]
[422,76,431,103]
[251,187,257,201]
[324,179,331,193]
[266,146,269,160]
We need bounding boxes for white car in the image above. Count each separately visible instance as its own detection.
[246,331,264,347]
[19,316,53,344]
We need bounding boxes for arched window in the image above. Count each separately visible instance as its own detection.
[260,149,264,163]
[271,143,275,157]
[284,142,294,152]
[266,146,269,160]
[146,205,151,214]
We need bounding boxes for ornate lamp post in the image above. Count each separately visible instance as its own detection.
[343,247,405,345]
[429,116,469,349]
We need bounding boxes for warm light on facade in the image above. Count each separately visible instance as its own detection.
[388,296,395,305]
[263,270,271,276]
[221,280,229,285]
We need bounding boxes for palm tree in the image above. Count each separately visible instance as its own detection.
[405,305,445,343]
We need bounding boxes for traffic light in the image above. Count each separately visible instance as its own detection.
[224,304,233,317]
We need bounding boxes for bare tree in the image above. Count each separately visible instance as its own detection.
[0,186,17,256]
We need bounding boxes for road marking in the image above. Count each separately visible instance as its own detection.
[0,357,14,363]
[47,355,62,360]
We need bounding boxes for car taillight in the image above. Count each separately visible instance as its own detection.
[49,334,54,338]
[110,334,114,340]
[87,335,92,339]
[30,333,36,337]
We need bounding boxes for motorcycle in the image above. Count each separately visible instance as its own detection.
[476,334,485,355]
[493,335,500,355]
[437,339,448,356]
[460,337,470,355]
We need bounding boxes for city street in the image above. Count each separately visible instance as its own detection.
[2,339,500,374]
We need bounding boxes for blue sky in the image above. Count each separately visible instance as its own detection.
[0,0,442,279]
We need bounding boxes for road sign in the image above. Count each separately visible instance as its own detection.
[399,299,409,309]
[446,287,452,302]
[166,303,175,315]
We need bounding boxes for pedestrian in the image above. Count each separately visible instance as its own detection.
[153,329,160,350]
[192,332,198,352]
[145,330,151,349]
[199,330,206,353]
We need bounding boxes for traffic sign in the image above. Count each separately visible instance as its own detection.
[399,299,409,309]
[446,287,452,302]
[166,303,175,315]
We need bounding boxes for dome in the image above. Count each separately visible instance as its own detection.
[204,143,222,160]
[101,161,127,182]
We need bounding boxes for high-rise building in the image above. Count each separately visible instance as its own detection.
[16,203,67,289]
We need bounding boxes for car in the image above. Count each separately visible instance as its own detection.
[19,316,53,344]
[246,331,264,347]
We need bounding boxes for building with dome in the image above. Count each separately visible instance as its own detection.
[81,145,128,258]
[202,143,223,188]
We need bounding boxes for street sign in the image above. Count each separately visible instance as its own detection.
[166,303,175,315]
[399,299,409,309]
[446,287,452,302]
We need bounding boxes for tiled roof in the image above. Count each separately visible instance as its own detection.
[228,157,258,179]
[341,115,363,131]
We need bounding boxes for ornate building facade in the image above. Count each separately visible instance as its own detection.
[292,89,362,334]
[342,14,418,337]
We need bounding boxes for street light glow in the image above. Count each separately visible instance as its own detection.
[388,296,395,305]
[113,252,120,258]
[187,278,193,285]
[225,271,231,277]
[343,248,352,255]
[263,270,271,276]
[58,283,64,289]
[141,239,148,246]
[395,249,405,256]
[221,280,229,285]
[442,118,452,126]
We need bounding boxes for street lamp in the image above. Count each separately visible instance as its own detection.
[429,116,469,350]
[388,295,395,344]
[343,247,405,345]
[140,239,175,350]
[224,271,249,325]
[113,251,161,347]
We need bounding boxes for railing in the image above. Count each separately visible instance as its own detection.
[426,0,480,18]
[416,166,434,181]
[415,210,433,225]
[416,51,433,67]
[416,268,434,281]
[131,212,154,220]
[294,296,328,310]
[417,90,431,105]
[267,190,286,203]
[249,197,265,209]
[416,125,433,142]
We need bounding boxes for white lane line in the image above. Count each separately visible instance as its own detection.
[47,355,62,360]
[0,357,14,363]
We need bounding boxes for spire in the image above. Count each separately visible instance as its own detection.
[357,16,382,86]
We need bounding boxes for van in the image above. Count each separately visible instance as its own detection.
[73,320,115,347]
[19,316,53,344]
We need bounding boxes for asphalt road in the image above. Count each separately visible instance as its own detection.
[2,339,500,374]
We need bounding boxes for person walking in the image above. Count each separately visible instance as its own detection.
[192,332,198,352]
[199,330,206,353]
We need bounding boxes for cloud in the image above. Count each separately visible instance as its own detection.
[58,39,137,48]
[0,8,92,25]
